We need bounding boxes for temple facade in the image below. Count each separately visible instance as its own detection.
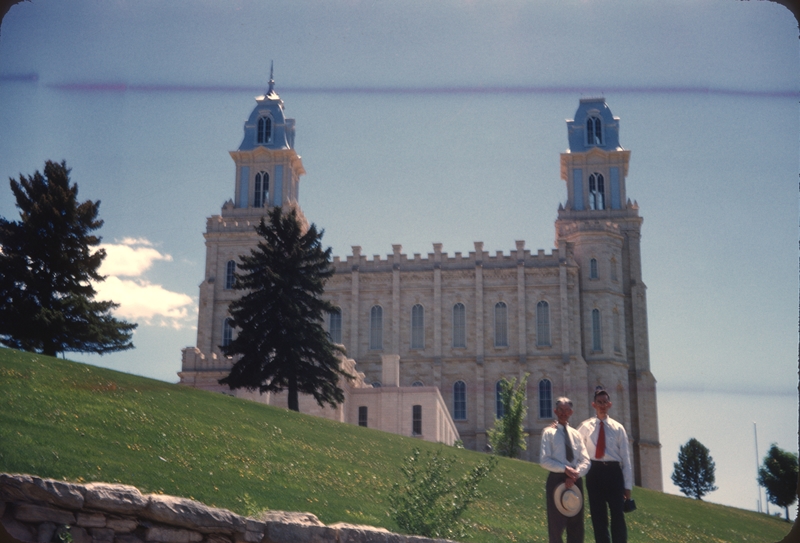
[179,79,663,491]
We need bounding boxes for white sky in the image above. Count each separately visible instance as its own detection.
[0,0,797,520]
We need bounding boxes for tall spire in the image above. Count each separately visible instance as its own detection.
[267,61,275,95]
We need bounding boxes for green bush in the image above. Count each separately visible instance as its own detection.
[388,448,497,540]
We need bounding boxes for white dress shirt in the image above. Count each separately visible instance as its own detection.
[540,422,591,477]
[577,416,634,490]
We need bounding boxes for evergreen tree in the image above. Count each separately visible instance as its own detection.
[487,374,529,458]
[0,160,136,356]
[219,207,351,411]
[671,438,718,500]
[758,444,798,521]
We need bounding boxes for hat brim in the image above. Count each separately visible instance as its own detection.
[553,482,583,517]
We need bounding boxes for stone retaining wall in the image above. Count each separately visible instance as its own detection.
[0,474,452,543]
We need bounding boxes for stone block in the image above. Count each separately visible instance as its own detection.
[144,526,203,543]
[77,512,107,527]
[106,518,138,533]
[38,521,57,543]
[144,495,246,534]
[90,527,115,543]
[69,525,92,543]
[260,511,334,543]
[0,474,85,510]
[2,515,35,543]
[84,484,148,515]
[14,503,75,525]
[205,534,233,543]
[114,534,145,543]
[330,522,400,543]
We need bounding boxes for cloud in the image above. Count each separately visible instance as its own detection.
[93,238,195,329]
[99,239,172,277]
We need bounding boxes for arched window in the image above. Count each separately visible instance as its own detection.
[590,258,599,279]
[225,260,236,290]
[613,308,622,353]
[257,116,272,144]
[412,380,424,387]
[538,379,553,418]
[592,308,602,351]
[328,307,342,344]
[372,381,382,388]
[587,115,602,145]
[453,381,467,420]
[370,305,383,350]
[537,301,551,347]
[254,171,269,208]
[610,257,618,282]
[222,318,234,348]
[411,304,424,349]
[452,303,466,348]
[494,302,508,347]
[496,380,506,418]
[589,173,605,210]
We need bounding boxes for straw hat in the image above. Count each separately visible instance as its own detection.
[553,482,583,517]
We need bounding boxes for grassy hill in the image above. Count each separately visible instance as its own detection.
[0,348,791,543]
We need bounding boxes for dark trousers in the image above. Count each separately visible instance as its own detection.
[546,472,584,543]
[585,461,627,543]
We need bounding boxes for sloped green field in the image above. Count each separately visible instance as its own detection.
[0,348,791,542]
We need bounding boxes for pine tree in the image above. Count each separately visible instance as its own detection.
[219,206,351,411]
[0,160,136,356]
[758,444,798,521]
[487,374,529,458]
[671,438,718,500]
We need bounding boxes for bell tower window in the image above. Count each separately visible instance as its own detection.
[589,172,605,210]
[257,116,272,144]
[254,172,269,208]
[586,115,602,145]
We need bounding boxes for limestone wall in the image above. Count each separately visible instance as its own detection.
[0,473,453,543]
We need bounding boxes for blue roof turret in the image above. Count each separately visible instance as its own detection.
[566,98,621,153]
[238,69,296,151]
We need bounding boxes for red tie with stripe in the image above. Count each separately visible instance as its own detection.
[595,420,606,459]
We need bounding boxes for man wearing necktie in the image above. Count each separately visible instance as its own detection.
[578,386,633,543]
[540,397,590,543]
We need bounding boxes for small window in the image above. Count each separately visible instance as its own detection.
[538,379,553,418]
[225,260,236,290]
[592,309,602,351]
[254,171,269,208]
[222,318,234,347]
[328,307,342,344]
[537,301,551,347]
[494,302,508,347]
[370,305,383,350]
[590,258,599,279]
[372,381,382,388]
[412,380,424,387]
[411,304,424,349]
[589,173,605,210]
[358,406,368,427]
[495,380,505,419]
[257,116,272,144]
[412,405,422,436]
[587,115,602,145]
[453,380,466,420]
[610,257,618,282]
[613,308,622,353]
[452,303,466,348]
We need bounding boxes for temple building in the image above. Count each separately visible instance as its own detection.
[179,76,663,491]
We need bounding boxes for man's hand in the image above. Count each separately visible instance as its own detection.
[565,466,579,481]
[623,489,631,500]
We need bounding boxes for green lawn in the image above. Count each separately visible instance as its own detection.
[0,348,791,542]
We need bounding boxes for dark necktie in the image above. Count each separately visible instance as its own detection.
[563,424,574,462]
[595,420,606,459]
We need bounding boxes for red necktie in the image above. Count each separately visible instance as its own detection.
[595,420,606,459]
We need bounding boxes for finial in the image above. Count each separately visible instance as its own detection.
[268,61,275,94]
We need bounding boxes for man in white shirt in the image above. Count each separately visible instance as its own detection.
[577,386,633,543]
[540,397,591,543]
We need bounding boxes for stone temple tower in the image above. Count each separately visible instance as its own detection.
[179,72,306,396]
[555,98,662,490]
